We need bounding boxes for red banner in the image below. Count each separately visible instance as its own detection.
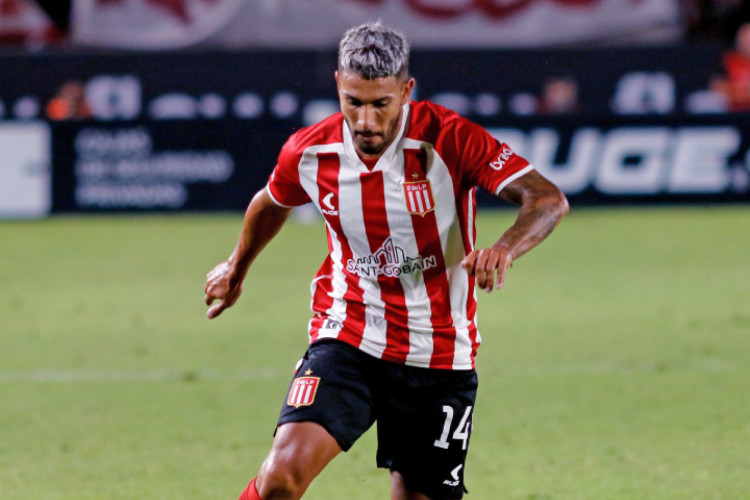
[71,0,680,49]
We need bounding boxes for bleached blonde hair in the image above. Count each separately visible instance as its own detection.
[338,21,410,80]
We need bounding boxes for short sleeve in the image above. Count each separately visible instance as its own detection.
[457,118,534,195]
[266,135,312,207]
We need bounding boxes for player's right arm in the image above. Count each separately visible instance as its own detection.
[204,187,292,319]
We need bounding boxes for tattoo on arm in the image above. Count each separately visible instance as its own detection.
[496,170,569,259]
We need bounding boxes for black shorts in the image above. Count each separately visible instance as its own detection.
[278,339,478,500]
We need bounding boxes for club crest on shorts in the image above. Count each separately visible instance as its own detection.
[287,376,321,408]
[403,180,435,217]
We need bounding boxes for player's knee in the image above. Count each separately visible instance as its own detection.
[257,458,307,500]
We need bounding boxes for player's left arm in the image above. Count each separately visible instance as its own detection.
[461,169,568,292]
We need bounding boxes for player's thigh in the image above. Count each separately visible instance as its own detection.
[376,367,478,500]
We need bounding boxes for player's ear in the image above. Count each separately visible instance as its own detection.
[401,77,415,103]
[334,71,340,90]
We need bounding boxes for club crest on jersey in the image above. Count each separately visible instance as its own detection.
[287,376,320,408]
[403,180,435,217]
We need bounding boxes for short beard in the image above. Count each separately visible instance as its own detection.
[353,113,401,156]
[356,140,385,156]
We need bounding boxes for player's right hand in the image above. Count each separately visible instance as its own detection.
[204,261,243,319]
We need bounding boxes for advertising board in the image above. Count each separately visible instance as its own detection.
[0,46,747,214]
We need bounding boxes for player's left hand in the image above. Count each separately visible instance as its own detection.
[460,245,514,293]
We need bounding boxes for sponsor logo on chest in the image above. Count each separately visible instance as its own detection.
[403,179,435,216]
[346,237,437,278]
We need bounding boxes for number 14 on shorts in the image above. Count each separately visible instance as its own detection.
[434,405,473,450]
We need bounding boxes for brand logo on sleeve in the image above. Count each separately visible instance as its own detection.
[489,147,514,171]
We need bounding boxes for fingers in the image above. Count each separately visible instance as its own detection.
[476,249,499,292]
[206,262,228,284]
[205,281,233,319]
[206,301,227,319]
[462,250,492,292]
[460,252,477,273]
[494,265,507,291]
[462,248,513,293]
[204,285,223,319]
[204,279,220,306]
[204,261,234,318]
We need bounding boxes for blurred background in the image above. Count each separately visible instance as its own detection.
[1,0,750,218]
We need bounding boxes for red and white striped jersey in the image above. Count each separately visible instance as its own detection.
[267,100,533,370]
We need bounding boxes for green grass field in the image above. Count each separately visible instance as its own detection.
[1,206,749,499]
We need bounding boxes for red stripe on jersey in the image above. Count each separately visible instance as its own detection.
[313,152,367,348]
[404,148,458,369]
[359,171,410,363]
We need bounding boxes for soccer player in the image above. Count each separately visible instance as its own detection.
[204,22,568,500]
